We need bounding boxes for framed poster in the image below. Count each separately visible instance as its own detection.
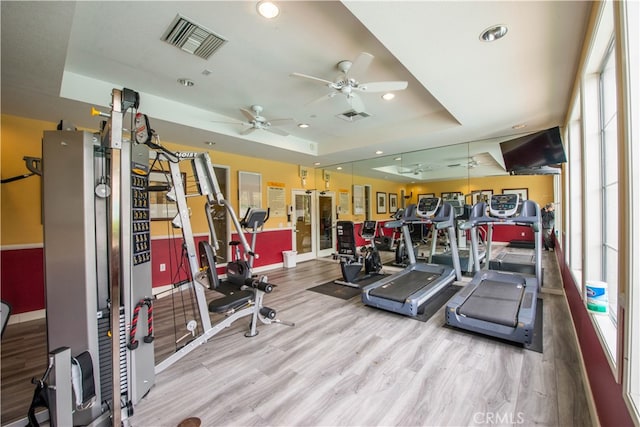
[149,170,185,220]
[376,192,387,214]
[353,185,364,215]
[388,193,398,213]
[239,171,262,217]
[418,193,435,202]
[472,189,493,205]
[502,188,528,201]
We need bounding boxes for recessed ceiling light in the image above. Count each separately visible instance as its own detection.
[375,150,384,155]
[479,25,508,42]
[298,123,310,128]
[512,123,527,130]
[257,1,279,19]
[204,141,215,146]
[394,157,402,161]
[177,78,195,87]
[382,93,395,101]
[313,162,321,166]
[337,166,343,170]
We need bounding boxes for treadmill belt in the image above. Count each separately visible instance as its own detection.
[369,270,441,303]
[499,254,534,265]
[459,279,526,327]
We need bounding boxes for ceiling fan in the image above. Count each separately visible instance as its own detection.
[214,105,293,136]
[290,52,408,112]
[398,164,430,175]
[446,153,496,169]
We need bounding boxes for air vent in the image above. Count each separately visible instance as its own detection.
[162,15,227,60]
[336,109,371,122]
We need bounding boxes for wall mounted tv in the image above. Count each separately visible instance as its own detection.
[500,126,566,173]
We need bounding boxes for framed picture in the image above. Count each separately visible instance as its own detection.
[239,171,262,217]
[441,191,462,201]
[502,188,528,201]
[418,193,435,202]
[149,170,186,220]
[472,189,493,205]
[388,193,398,213]
[376,191,387,214]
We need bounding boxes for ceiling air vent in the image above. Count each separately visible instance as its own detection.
[162,15,227,60]
[336,109,371,122]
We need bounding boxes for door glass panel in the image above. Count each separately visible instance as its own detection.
[295,194,312,255]
[318,195,333,251]
[211,166,228,262]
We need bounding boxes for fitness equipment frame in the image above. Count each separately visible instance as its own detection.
[362,198,462,317]
[41,88,152,426]
[154,151,291,373]
[445,194,541,346]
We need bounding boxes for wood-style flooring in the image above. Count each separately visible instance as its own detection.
[1,247,593,426]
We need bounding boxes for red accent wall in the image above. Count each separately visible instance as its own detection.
[556,234,634,427]
[373,220,534,245]
[1,229,293,314]
[1,247,45,314]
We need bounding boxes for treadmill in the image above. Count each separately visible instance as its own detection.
[362,197,462,317]
[445,194,541,346]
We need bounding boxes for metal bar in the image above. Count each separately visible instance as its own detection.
[108,89,122,427]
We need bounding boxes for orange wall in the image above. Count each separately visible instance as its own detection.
[407,174,555,207]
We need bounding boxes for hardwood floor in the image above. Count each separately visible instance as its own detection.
[1,249,593,426]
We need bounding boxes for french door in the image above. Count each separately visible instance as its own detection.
[291,190,336,261]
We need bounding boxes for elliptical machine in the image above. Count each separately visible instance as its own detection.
[334,220,383,288]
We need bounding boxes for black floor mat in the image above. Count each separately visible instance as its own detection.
[307,274,388,300]
[410,285,462,322]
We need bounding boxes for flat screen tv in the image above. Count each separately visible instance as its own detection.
[500,126,566,173]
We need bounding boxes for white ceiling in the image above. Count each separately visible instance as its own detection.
[1,1,592,181]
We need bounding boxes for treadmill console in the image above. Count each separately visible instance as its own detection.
[489,194,519,218]
[417,197,441,218]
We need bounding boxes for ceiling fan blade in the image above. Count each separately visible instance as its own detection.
[348,52,374,77]
[265,126,289,137]
[290,72,333,86]
[211,119,242,125]
[348,93,366,113]
[268,118,294,125]
[356,81,408,93]
[306,92,336,106]
[240,108,257,122]
[240,126,257,136]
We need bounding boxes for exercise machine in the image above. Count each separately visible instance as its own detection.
[430,203,486,274]
[156,151,292,373]
[374,209,404,251]
[362,197,462,317]
[39,88,153,426]
[334,220,383,287]
[445,194,541,346]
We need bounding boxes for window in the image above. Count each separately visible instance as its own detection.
[567,117,583,289]
[600,42,619,324]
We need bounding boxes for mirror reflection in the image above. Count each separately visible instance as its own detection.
[317,138,555,218]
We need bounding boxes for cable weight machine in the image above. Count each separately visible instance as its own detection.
[153,150,293,373]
